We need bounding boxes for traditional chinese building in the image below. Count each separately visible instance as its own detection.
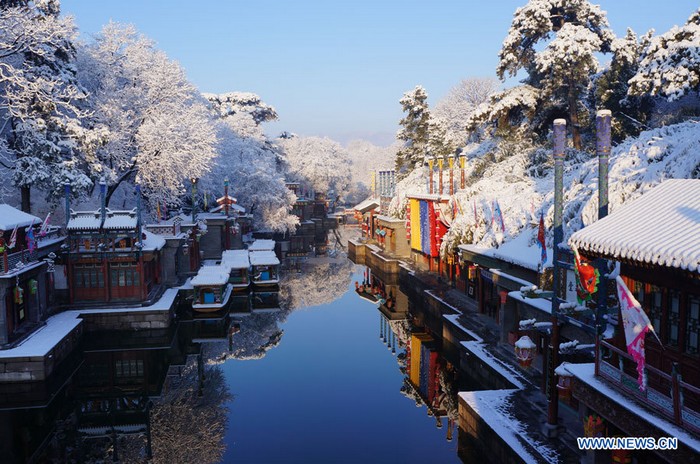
[0,206,64,347]
[567,179,700,461]
[65,204,165,304]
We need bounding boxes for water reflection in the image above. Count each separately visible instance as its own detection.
[2,230,467,463]
[367,267,460,445]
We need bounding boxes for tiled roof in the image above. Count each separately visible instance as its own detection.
[248,239,275,252]
[0,205,41,230]
[249,250,279,266]
[569,179,700,272]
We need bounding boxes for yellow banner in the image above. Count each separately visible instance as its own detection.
[410,199,421,250]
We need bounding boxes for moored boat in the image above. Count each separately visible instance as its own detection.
[249,250,280,287]
[221,249,251,290]
[191,265,233,312]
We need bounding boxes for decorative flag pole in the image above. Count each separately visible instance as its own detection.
[547,118,567,433]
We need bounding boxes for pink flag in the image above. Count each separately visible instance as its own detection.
[616,276,661,391]
[39,212,51,236]
[8,224,17,249]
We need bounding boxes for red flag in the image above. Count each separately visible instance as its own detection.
[537,212,546,266]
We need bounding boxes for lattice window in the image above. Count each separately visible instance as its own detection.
[668,290,681,347]
[686,296,700,355]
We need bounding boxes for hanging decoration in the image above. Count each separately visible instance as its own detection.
[572,245,599,303]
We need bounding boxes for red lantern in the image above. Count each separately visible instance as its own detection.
[556,363,573,401]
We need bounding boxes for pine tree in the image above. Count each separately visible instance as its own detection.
[595,29,654,141]
[395,85,430,179]
[629,9,700,102]
[497,0,614,149]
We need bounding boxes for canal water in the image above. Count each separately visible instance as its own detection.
[0,244,468,463]
[221,266,460,464]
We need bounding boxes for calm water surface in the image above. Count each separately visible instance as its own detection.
[221,267,460,464]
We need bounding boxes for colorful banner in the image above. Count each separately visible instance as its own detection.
[420,200,430,254]
[410,199,421,251]
[616,276,661,391]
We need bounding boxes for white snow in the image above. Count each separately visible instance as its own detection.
[569,179,700,272]
[221,249,250,269]
[141,229,166,251]
[0,205,41,230]
[461,340,527,389]
[508,290,552,314]
[459,390,558,464]
[0,288,179,359]
[191,266,230,286]
[443,314,483,342]
[248,239,275,252]
[249,250,280,266]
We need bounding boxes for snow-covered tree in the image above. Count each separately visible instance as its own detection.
[78,23,217,208]
[427,116,455,160]
[629,9,700,102]
[279,135,352,200]
[204,91,278,126]
[209,122,298,233]
[595,28,654,140]
[395,85,430,178]
[0,1,94,212]
[433,77,498,147]
[497,0,615,148]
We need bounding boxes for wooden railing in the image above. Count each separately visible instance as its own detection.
[0,228,63,273]
[597,339,700,434]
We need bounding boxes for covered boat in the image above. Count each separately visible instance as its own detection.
[191,265,233,312]
[249,250,280,287]
[221,249,251,290]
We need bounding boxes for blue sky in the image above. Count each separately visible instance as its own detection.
[61,0,699,146]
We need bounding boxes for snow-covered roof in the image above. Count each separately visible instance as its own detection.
[103,209,138,230]
[191,266,230,286]
[0,205,41,231]
[353,198,380,213]
[405,193,449,202]
[569,179,700,272]
[210,203,245,214]
[249,250,280,266]
[67,208,138,231]
[248,239,275,252]
[216,194,237,203]
[67,211,102,231]
[141,229,166,251]
[221,249,250,269]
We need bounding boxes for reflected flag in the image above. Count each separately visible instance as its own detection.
[616,276,661,391]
